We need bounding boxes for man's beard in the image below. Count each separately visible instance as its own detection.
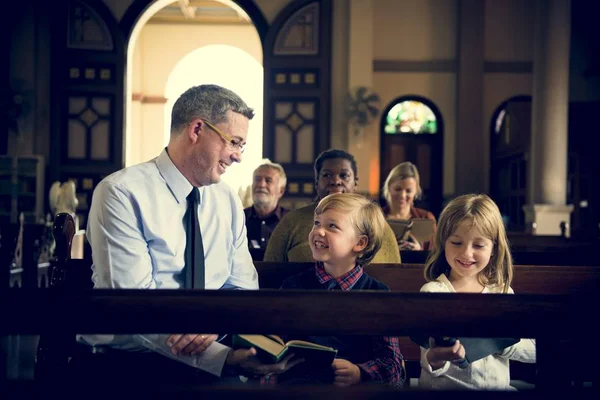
[253,193,272,207]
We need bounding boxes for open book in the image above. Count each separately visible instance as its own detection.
[387,218,435,244]
[410,336,520,364]
[387,219,413,242]
[409,218,436,243]
[232,334,337,366]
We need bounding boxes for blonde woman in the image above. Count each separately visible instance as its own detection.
[382,162,436,250]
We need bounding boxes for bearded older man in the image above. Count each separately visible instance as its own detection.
[244,162,290,255]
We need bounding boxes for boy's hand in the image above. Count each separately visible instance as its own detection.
[426,337,466,370]
[226,348,305,376]
[332,358,361,386]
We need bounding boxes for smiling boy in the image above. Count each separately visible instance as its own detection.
[276,193,405,387]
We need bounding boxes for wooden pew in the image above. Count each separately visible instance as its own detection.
[400,247,600,266]
[255,261,600,294]
[255,261,600,385]
[3,289,599,396]
[25,214,599,393]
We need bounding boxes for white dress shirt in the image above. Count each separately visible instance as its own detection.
[418,274,536,390]
[79,149,258,376]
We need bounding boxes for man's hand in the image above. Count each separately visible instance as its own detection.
[226,348,305,376]
[166,334,218,355]
[332,358,361,387]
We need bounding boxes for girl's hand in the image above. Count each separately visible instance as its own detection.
[332,358,361,386]
[426,338,466,370]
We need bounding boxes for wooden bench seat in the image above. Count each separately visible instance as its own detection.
[255,261,600,294]
[25,214,599,391]
[255,261,600,385]
[4,289,599,393]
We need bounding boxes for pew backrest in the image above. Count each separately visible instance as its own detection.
[255,262,600,295]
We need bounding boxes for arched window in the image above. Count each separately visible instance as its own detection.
[383,99,438,135]
[379,95,443,215]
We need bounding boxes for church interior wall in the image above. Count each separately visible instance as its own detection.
[5,0,598,216]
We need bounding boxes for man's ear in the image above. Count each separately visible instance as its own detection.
[188,119,202,143]
[353,235,368,253]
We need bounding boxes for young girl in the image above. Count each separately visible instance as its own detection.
[276,193,405,387]
[418,194,536,390]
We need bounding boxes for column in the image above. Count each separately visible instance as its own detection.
[455,0,485,194]
[347,0,375,194]
[524,0,573,236]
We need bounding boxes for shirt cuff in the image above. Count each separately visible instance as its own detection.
[132,334,231,377]
[194,341,232,377]
[420,349,451,377]
[357,364,372,382]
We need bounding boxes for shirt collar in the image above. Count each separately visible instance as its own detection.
[155,148,194,204]
[315,262,364,291]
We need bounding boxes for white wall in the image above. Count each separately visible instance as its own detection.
[370,0,458,196]
[373,0,458,61]
[128,23,262,166]
[138,24,262,95]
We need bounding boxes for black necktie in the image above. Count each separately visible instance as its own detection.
[185,188,205,289]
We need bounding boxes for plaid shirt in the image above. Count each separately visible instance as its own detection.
[262,263,405,387]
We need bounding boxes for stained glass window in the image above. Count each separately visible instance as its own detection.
[384,101,437,135]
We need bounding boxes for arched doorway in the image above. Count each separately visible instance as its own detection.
[50,0,334,225]
[379,96,443,216]
[48,0,268,228]
[490,96,597,236]
[124,0,263,171]
[489,95,531,231]
[163,44,264,193]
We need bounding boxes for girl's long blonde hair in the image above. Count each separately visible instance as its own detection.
[424,194,513,293]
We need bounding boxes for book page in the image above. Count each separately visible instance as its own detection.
[132,334,230,376]
[410,218,435,243]
[387,219,413,241]
[266,334,285,346]
[286,340,335,351]
[237,334,285,356]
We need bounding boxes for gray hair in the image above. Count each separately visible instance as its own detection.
[170,84,254,134]
[254,161,287,191]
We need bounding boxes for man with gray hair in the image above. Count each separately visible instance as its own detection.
[244,162,290,257]
[76,85,301,385]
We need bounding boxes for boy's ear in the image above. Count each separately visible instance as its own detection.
[353,235,368,253]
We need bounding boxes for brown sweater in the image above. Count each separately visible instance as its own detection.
[263,203,401,263]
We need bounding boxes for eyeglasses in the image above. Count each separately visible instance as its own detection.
[201,119,246,153]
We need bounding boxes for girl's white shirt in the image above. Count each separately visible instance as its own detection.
[418,274,537,390]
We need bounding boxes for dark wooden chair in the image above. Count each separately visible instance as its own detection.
[34,213,93,381]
